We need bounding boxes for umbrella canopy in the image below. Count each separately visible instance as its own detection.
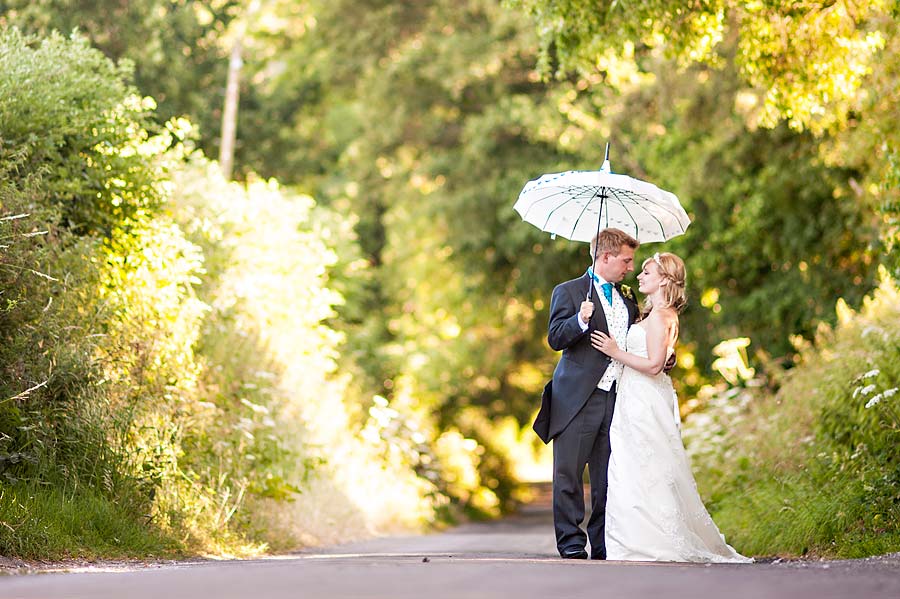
[513,156,690,244]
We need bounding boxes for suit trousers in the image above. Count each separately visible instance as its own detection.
[552,385,616,559]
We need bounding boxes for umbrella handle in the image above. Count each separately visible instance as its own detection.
[585,283,595,331]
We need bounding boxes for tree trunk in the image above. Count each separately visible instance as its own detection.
[219,37,243,181]
[219,0,263,181]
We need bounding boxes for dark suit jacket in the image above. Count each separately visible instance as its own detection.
[533,273,639,443]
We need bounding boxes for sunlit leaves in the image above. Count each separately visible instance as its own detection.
[0,29,163,236]
[506,0,728,72]
[736,1,887,134]
[509,0,893,135]
[2,0,241,162]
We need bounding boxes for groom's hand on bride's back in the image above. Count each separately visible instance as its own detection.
[664,351,677,374]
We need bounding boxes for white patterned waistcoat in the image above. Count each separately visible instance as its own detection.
[596,282,629,391]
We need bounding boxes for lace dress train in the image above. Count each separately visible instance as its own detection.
[605,325,751,563]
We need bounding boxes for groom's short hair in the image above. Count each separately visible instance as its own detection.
[591,228,639,258]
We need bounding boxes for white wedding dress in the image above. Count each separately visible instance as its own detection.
[605,324,752,563]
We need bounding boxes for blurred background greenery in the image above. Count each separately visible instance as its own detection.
[0,1,897,559]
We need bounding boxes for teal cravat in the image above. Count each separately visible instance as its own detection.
[601,282,613,304]
[587,268,614,304]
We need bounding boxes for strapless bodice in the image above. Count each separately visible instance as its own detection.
[626,324,649,358]
[625,324,674,361]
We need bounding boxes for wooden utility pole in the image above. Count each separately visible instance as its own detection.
[219,0,262,181]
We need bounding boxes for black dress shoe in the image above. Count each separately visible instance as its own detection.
[591,553,607,560]
[560,548,588,559]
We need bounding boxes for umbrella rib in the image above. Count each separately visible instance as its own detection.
[569,187,603,239]
[619,190,688,232]
[608,189,667,238]
[604,192,610,229]
[521,186,595,220]
[538,186,598,229]
[615,192,641,239]
[615,190,685,236]
[519,188,575,219]
[610,189,666,237]
[541,193,588,232]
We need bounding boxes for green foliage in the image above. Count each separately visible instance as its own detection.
[507,0,728,73]
[508,0,892,134]
[285,0,875,418]
[0,173,216,554]
[0,29,164,235]
[169,155,349,545]
[1,0,239,163]
[618,59,882,366]
[828,16,900,278]
[1,29,346,557]
[270,0,580,512]
[684,271,900,557]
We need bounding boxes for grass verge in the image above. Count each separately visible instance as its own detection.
[0,483,179,560]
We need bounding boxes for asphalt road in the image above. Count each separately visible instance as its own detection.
[1,493,898,599]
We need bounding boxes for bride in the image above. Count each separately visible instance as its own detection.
[591,252,751,563]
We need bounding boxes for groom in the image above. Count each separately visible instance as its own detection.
[534,227,640,560]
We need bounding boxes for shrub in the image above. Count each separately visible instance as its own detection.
[683,268,900,558]
[0,28,252,555]
[0,29,164,236]
[171,155,440,547]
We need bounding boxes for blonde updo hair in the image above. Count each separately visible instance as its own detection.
[643,252,687,314]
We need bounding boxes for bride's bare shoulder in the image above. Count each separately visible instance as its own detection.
[647,307,679,334]
[648,306,678,323]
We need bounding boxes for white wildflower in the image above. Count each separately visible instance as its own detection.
[865,394,882,409]
[853,384,877,398]
[861,369,880,379]
[864,388,897,409]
